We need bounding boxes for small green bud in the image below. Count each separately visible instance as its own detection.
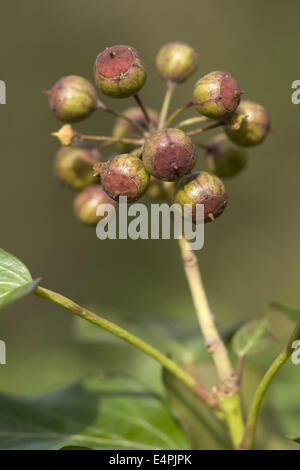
[156,42,198,83]
[193,71,241,119]
[73,185,116,225]
[47,75,98,122]
[113,106,158,153]
[101,154,150,202]
[142,128,196,181]
[206,133,247,177]
[55,144,102,190]
[175,171,227,223]
[94,45,146,98]
[225,100,270,147]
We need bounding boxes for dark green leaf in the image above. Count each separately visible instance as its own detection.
[0,249,40,310]
[289,435,300,444]
[270,302,300,324]
[0,375,189,450]
[232,318,274,357]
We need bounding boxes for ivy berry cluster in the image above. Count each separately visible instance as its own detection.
[46,42,270,225]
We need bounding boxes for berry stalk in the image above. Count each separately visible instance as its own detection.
[97,100,146,135]
[163,100,194,128]
[177,115,208,129]
[186,119,225,136]
[76,132,144,146]
[133,93,152,130]
[158,81,176,129]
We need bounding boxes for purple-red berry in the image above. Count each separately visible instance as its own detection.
[94,45,146,98]
[101,154,150,202]
[193,71,241,119]
[142,128,196,181]
[175,171,227,223]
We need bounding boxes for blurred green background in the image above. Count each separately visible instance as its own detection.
[0,0,299,445]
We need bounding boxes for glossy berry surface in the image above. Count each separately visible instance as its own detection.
[225,100,270,147]
[156,42,198,83]
[175,171,227,222]
[193,71,241,119]
[101,154,150,202]
[73,185,116,225]
[94,45,146,98]
[142,128,196,181]
[55,145,101,190]
[48,75,98,122]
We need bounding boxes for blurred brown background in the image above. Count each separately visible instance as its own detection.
[0,0,299,440]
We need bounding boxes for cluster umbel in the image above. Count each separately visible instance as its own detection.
[46,42,270,226]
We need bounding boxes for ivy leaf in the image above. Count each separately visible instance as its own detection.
[0,375,189,450]
[0,248,40,311]
[270,302,300,324]
[231,318,274,357]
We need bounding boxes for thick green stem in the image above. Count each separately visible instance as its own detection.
[241,325,300,450]
[33,285,196,391]
[158,81,176,129]
[178,237,236,386]
[219,394,245,449]
[178,237,245,449]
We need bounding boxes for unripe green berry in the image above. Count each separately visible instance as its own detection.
[94,45,146,98]
[113,107,158,153]
[142,128,196,181]
[47,76,98,122]
[145,176,173,201]
[156,42,198,83]
[193,71,241,119]
[225,100,270,147]
[206,133,247,177]
[55,144,101,190]
[73,185,116,225]
[175,171,227,223]
[101,154,150,202]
